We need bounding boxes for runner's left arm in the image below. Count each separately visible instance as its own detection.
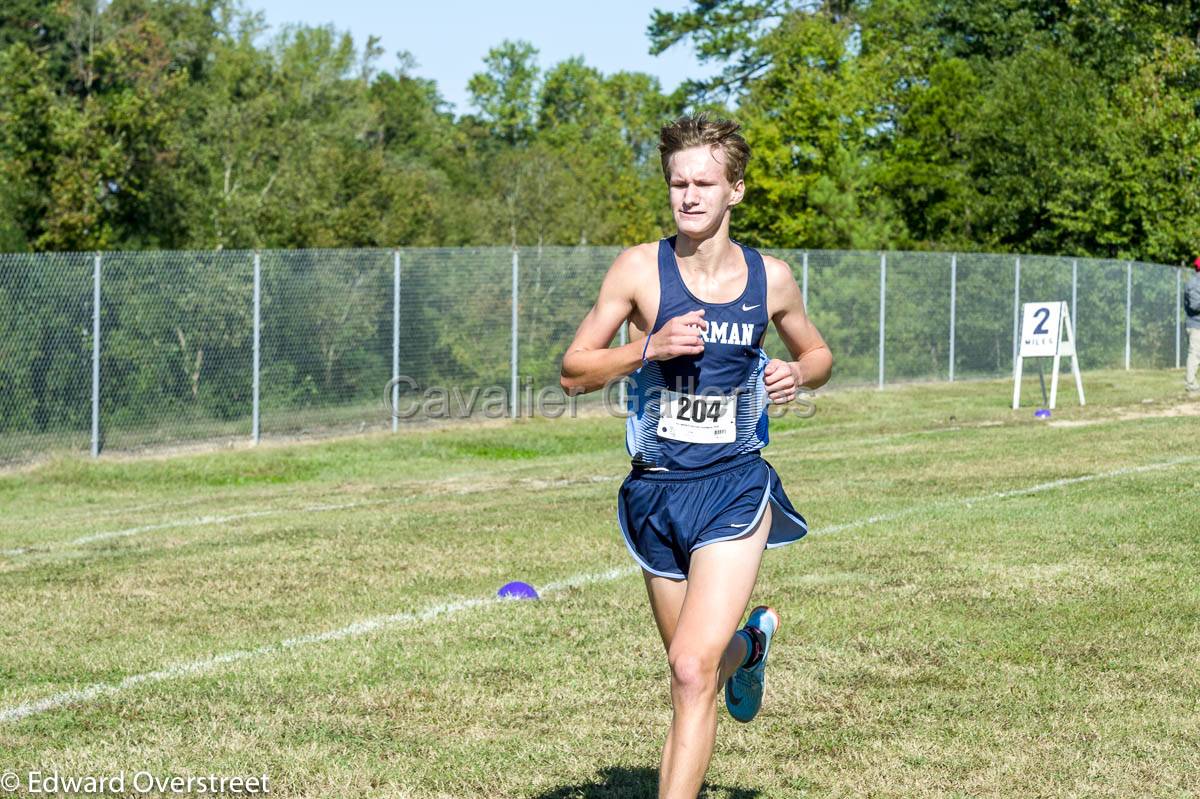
[762,257,833,403]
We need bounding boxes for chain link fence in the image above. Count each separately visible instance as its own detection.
[0,247,1188,464]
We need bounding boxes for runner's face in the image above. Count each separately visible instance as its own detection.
[667,146,744,238]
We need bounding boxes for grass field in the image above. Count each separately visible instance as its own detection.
[1,369,1198,798]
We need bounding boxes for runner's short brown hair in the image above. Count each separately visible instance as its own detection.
[658,115,751,185]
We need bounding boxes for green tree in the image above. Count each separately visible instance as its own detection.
[1098,34,1200,264]
[467,40,539,145]
[876,57,980,248]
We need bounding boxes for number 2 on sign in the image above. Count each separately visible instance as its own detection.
[1032,306,1051,335]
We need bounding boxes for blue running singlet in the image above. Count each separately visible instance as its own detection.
[616,236,808,579]
[626,236,772,471]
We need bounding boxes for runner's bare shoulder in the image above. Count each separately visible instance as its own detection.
[761,253,804,317]
[608,241,660,286]
[761,254,798,289]
[603,242,661,331]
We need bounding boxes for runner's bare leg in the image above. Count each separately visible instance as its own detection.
[642,506,772,798]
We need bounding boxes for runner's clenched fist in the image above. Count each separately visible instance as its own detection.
[645,309,707,361]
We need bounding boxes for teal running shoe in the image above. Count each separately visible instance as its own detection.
[724,605,780,723]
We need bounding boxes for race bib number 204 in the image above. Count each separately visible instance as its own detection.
[657,389,737,443]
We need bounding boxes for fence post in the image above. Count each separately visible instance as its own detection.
[1012,256,1021,370]
[1177,267,1183,370]
[618,322,627,408]
[1071,259,1078,337]
[252,252,261,444]
[878,252,886,389]
[1124,261,1132,370]
[511,248,519,419]
[802,251,809,309]
[392,250,401,433]
[91,253,101,458]
[949,253,956,382]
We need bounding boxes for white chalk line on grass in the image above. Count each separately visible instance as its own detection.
[774,399,1196,453]
[816,454,1200,537]
[0,500,396,558]
[4,490,304,528]
[11,398,1180,542]
[1,475,619,560]
[2,455,1195,724]
[0,565,637,724]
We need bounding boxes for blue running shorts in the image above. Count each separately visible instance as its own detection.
[617,452,808,580]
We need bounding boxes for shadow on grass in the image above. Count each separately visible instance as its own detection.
[531,766,761,799]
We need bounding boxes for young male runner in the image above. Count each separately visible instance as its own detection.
[560,115,833,798]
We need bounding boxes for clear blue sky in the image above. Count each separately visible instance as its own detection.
[246,0,712,115]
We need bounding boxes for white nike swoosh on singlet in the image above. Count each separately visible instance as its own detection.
[741,303,760,311]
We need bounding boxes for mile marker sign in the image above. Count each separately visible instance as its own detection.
[1012,301,1085,410]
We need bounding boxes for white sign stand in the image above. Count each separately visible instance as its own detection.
[1013,301,1085,409]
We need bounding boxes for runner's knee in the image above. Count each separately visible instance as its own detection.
[668,648,720,698]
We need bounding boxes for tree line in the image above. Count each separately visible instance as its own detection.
[1,0,1198,262]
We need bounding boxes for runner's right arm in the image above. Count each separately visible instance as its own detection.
[561,248,708,396]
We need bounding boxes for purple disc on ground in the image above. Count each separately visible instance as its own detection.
[1034,409,1051,419]
[498,581,539,600]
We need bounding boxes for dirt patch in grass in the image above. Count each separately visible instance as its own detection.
[1049,399,1200,428]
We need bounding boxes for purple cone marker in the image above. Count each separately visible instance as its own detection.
[498,581,539,600]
